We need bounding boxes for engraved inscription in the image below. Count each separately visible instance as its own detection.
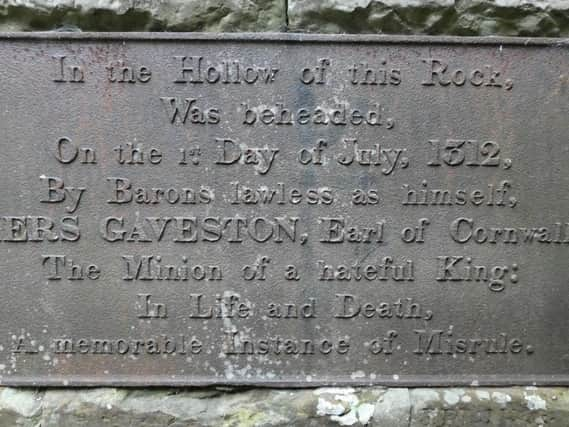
[0,34,566,386]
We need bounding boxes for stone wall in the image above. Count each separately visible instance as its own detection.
[0,0,567,35]
[1,386,569,426]
[0,1,568,426]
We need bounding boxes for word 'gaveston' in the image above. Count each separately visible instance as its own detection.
[100,216,300,243]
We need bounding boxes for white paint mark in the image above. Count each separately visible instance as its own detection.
[492,392,512,406]
[525,393,547,411]
[476,391,490,400]
[314,388,356,395]
[316,397,345,416]
[443,390,463,405]
[357,403,375,424]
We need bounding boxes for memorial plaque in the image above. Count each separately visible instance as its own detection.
[0,33,567,386]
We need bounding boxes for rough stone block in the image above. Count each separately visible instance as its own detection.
[0,0,286,31]
[0,387,567,426]
[288,0,569,36]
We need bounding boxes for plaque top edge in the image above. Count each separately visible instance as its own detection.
[0,31,567,46]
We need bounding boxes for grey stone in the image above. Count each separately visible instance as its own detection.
[372,388,411,427]
[288,0,569,36]
[0,387,567,426]
[1,0,568,34]
[409,388,569,427]
[0,0,286,31]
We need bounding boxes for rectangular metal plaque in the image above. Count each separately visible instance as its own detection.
[0,33,567,386]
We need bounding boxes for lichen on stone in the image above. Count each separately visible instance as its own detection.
[0,387,566,426]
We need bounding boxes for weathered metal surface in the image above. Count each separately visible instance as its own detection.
[0,33,567,386]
